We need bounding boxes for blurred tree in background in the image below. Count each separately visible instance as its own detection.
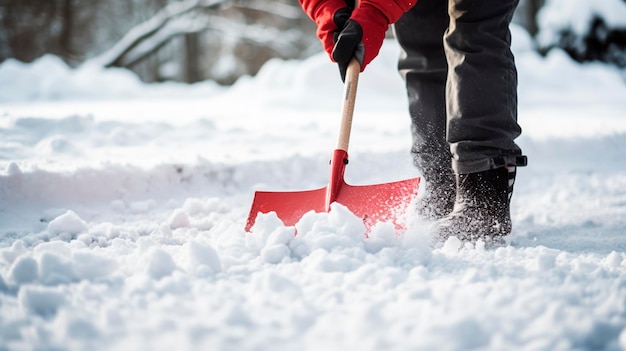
[535,0,626,68]
[0,0,624,85]
[0,0,316,84]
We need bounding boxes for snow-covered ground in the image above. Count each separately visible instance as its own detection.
[1,26,626,350]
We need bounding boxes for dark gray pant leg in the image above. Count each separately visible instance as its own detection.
[445,0,525,174]
[393,0,451,181]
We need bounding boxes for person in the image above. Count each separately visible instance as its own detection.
[298,0,527,247]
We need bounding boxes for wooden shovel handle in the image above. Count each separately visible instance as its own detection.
[337,58,360,151]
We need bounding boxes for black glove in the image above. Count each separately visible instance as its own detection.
[332,19,364,81]
[333,7,352,40]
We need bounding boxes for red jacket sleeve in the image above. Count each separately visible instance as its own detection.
[360,0,417,24]
[299,0,351,58]
[299,0,347,23]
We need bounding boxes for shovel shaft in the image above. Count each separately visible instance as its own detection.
[337,58,360,151]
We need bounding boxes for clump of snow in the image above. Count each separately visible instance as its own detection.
[167,209,191,229]
[38,251,78,285]
[18,285,67,317]
[47,210,88,239]
[0,240,27,265]
[187,240,221,273]
[8,255,38,285]
[145,248,178,280]
[72,251,118,281]
[441,236,464,254]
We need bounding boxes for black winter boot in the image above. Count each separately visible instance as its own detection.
[435,166,517,247]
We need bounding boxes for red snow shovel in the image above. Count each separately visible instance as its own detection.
[245,58,420,233]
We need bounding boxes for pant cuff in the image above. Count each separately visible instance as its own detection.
[453,155,528,174]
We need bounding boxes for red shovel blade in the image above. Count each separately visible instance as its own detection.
[245,150,420,232]
[245,186,327,231]
[245,178,419,232]
[334,177,420,230]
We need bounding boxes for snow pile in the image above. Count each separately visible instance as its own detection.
[224,39,408,111]
[1,205,625,350]
[2,31,625,109]
[1,24,626,351]
[0,55,222,102]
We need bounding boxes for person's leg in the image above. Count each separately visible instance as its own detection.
[445,0,525,173]
[393,0,455,220]
[438,0,527,246]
